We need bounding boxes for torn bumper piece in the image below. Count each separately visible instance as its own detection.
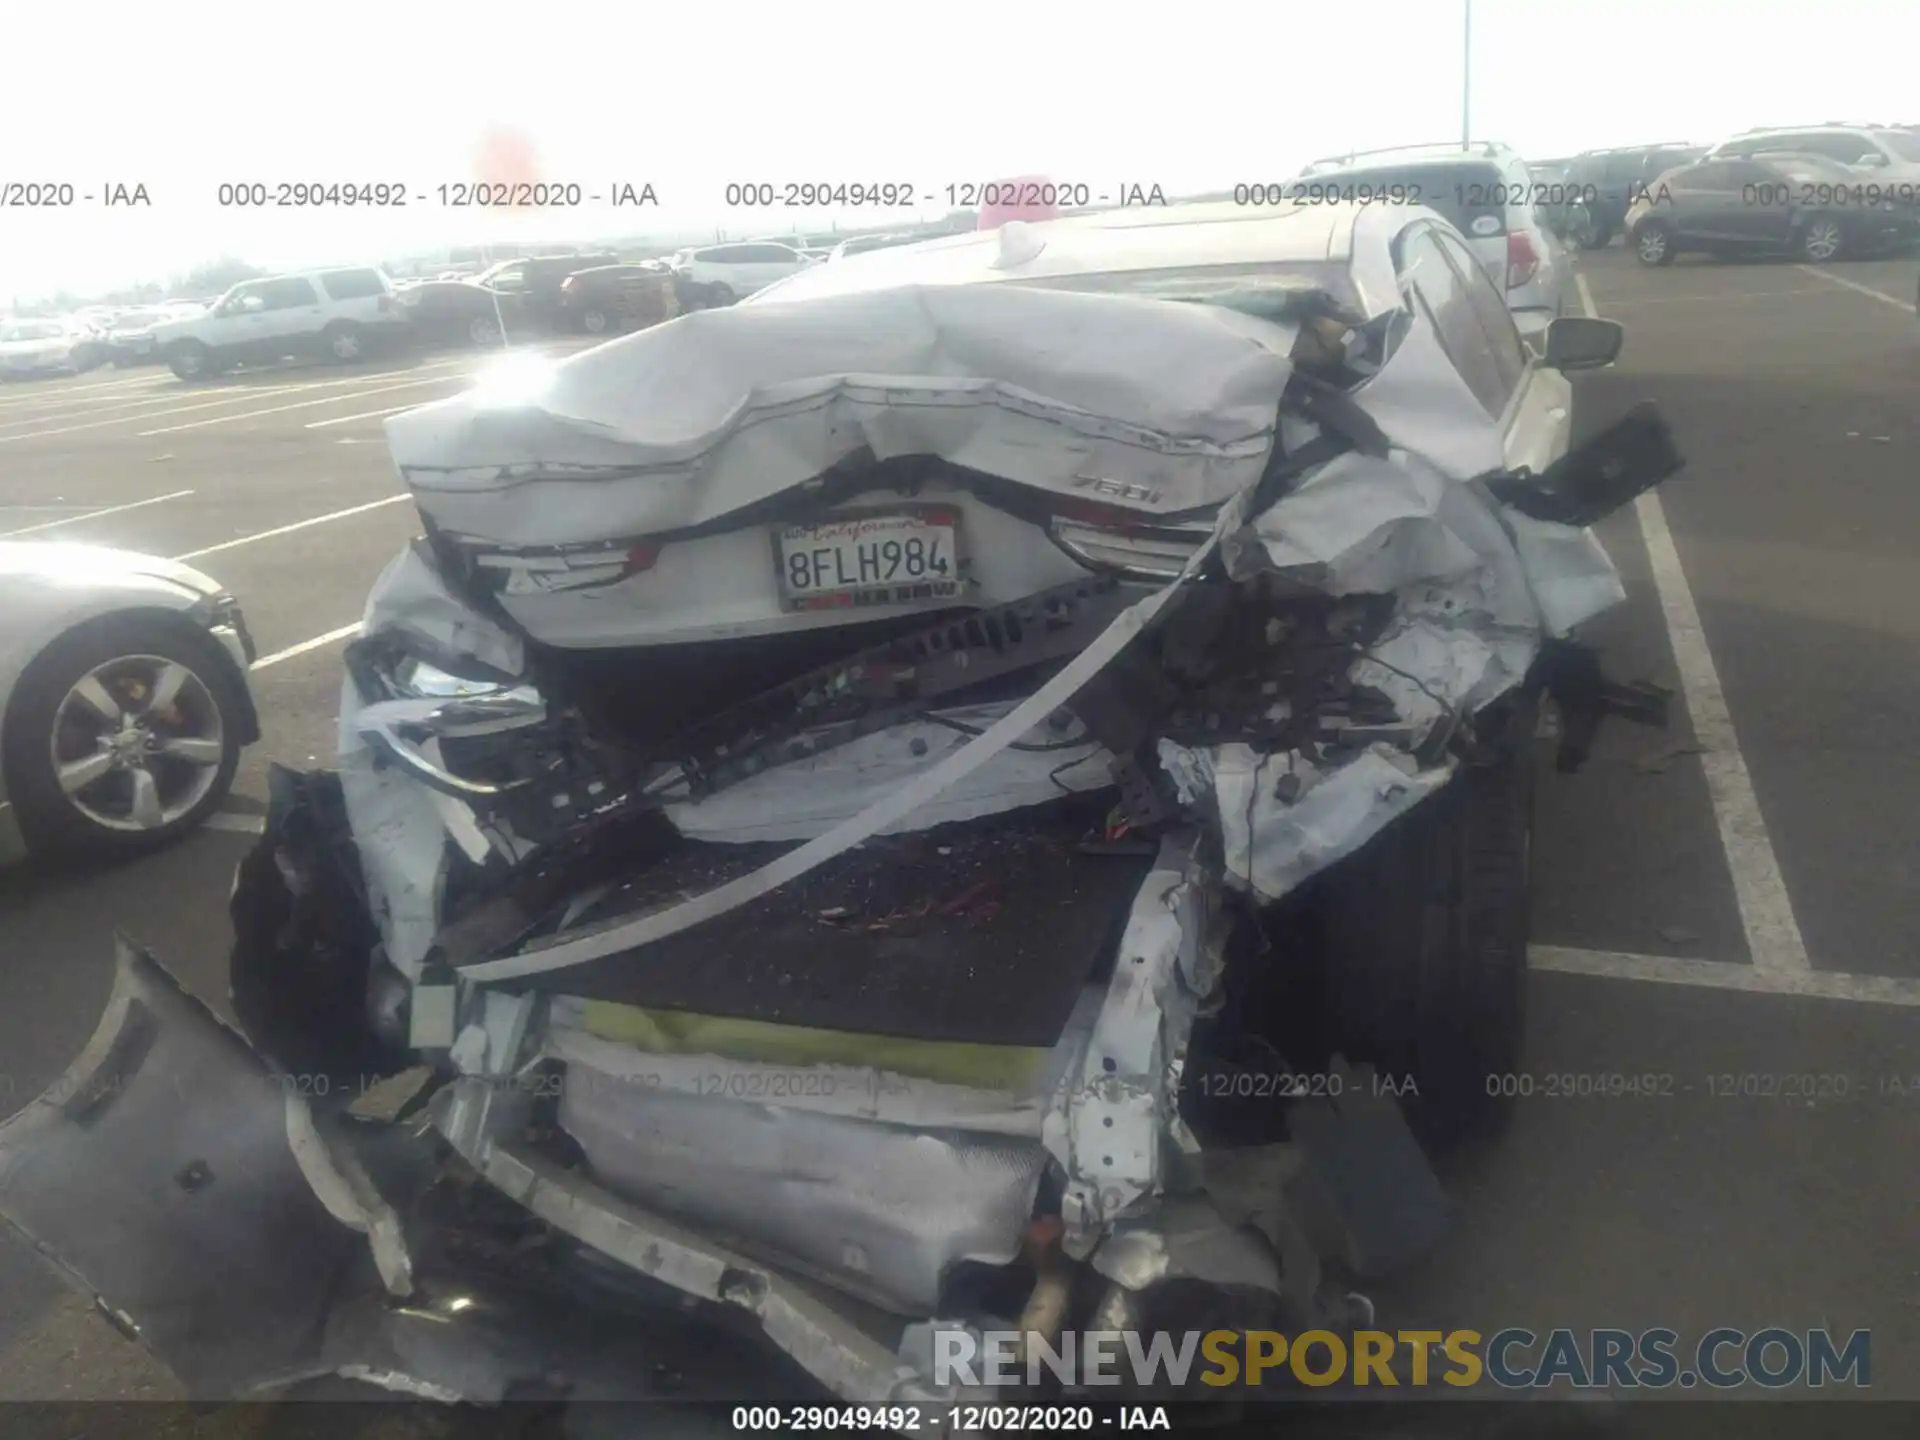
[0,940,964,1411]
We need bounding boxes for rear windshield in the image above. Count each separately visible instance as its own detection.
[1304,163,1507,237]
[320,269,388,300]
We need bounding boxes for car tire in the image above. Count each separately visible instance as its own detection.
[1307,693,1537,1149]
[1571,209,1612,250]
[467,313,504,346]
[1632,221,1676,266]
[322,322,368,363]
[705,283,735,307]
[579,306,611,334]
[166,340,216,380]
[1798,215,1845,264]
[1,614,248,859]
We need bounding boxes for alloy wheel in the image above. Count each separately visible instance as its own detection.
[1803,220,1842,262]
[49,655,226,832]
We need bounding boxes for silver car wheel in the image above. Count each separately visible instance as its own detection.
[49,655,226,832]
[468,314,502,345]
[330,330,363,360]
[1803,220,1842,262]
[1636,229,1668,263]
[582,308,609,334]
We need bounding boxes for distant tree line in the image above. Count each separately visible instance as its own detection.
[8,256,268,315]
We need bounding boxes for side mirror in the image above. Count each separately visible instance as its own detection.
[1544,315,1624,372]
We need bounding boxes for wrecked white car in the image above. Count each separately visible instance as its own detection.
[0,202,1678,1418]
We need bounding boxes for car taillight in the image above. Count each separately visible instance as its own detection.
[1047,503,1212,581]
[1506,232,1539,290]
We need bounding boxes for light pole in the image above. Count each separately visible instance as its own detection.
[1461,0,1473,149]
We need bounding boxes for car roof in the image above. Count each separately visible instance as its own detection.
[762,202,1351,281]
[748,200,1417,315]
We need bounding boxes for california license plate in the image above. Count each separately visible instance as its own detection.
[776,510,962,612]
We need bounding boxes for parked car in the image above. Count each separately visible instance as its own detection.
[0,544,258,863]
[395,280,517,348]
[0,317,102,379]
[104,304,204,366]
[665,240,813,305]
[1704,125,1920,180]
[1296,142,1573,344]
[0,198,1689,1417]
[1558,144,1706,248]
[556,264,682,334]
[1626,152,1919,265]
[470,253,620,331]
[151,268,410,380]
[827,232,925,261]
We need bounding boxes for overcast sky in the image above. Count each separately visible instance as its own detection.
[4,0,1914,297]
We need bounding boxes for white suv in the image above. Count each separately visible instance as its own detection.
[151,267,409,380]
[666,242,814,306]
[1704,125,1920,180]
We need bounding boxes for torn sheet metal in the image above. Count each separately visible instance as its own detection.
[558,1064,1049,1314]
[1166,741,1456,905]
[336,679,456,982]
[358,540,526,677]
[1503,508,1626,637]
[384,284,1301,547]
[1341,303,1507,482]
[665,700,1113,844]
[431,1076,950,1407]
[0,938,368,1396]
[1042,832,1222,1256]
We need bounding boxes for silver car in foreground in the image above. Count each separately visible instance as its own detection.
[0,203,1678,1424]
[0,544,258,863]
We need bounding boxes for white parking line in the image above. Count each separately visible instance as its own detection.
[306,401,427,429]
[1796,266,1913,310]
[0,364,465,445]
[1597,288,1838,309]
[0,371,171,407]
[138,375,466,436]
[1576,271,1810,979]
[0,377,350,432]
[1531,946,1920,1007]
[0,488,193,538]
[250,622,363,670]
[171,494,410,562]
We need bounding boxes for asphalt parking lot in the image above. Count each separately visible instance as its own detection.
[1,249,1917,1411]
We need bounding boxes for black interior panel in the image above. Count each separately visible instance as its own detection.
[505,798,1151,1049]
